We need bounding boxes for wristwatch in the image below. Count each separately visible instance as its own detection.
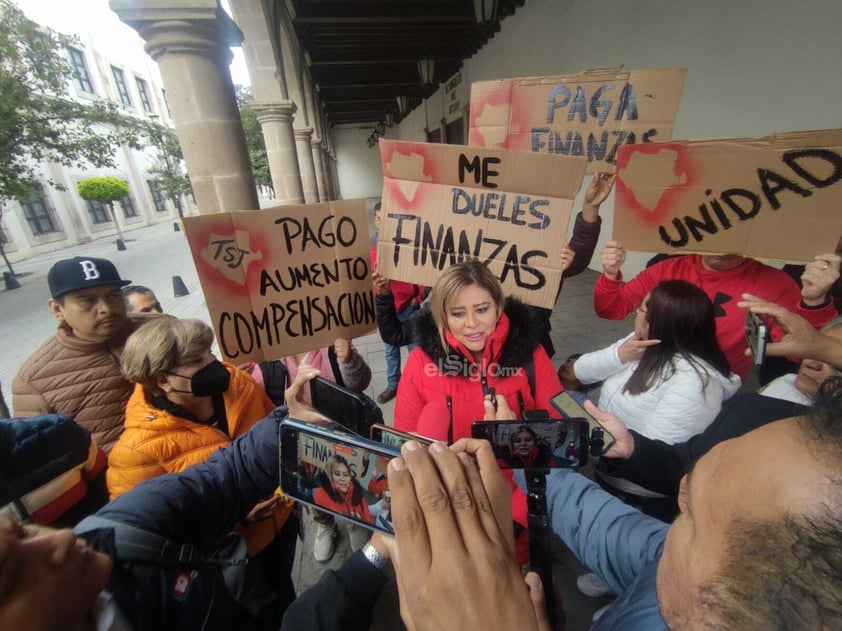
[362,542,389,570]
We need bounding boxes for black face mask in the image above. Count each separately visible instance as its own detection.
[167,360,230,397]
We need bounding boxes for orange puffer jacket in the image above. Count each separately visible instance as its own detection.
[107,363,291,554]
[107,363,275,498]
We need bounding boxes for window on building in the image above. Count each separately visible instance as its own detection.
[20,185,58,235]
[67,47,93,93]
[148,180,168,213]
[0,223,10,245]
[111,66,132,106]
[135,77,153,113]
[86,199,111,224]
[120,195,138,218]
[161,89,173,118]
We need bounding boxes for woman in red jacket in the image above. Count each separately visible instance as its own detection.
[394,260,563,442]
[393,260,563,563]
[313,455,373,525]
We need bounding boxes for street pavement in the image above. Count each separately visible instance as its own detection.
[0,216,634,630]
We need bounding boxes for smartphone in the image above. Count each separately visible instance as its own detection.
[550,391,616,455]
[280,418,401,534]
[745,311,768,366]
[310,376,375,436]
[470,419,589,469]
[370,423,434,449]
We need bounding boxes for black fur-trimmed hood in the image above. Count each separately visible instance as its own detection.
[415,297,542,373]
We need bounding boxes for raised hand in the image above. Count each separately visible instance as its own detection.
[560,244,575,274]
[584,172,616,208]
[618,335,661,364]
[601,241,626,280]
[372,270,392,297]
[800,253,841,306]
[333,337,351,362]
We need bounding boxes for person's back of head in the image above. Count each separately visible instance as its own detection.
[626,279,730,394]
[699,376,842,629]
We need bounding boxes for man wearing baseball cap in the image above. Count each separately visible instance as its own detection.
[12,257,157,452]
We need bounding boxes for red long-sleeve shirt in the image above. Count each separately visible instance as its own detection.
[594,255,837,378]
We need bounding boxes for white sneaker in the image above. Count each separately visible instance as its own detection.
[313,521,336,562]
[576,573,612,598]
[348,524,371,552]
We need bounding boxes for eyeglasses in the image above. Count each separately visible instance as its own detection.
[634,303,648,314]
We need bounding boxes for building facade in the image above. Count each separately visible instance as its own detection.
[2,2,190,263]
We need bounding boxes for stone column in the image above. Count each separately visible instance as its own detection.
[110,1,258,214]
[252,101,304,204]
[311,137,327,202]
[321,144,333,200]
[330,153,341,199]
[226,0,306,206]
[294,127,319,203]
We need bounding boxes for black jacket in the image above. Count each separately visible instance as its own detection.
[280,550,387,631]
[79,410,288,630]
[600,392,809,500]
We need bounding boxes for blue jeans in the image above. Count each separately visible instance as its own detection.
[384,304,418,390]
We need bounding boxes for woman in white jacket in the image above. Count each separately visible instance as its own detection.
[576,279,741,444]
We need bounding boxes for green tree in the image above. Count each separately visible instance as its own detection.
[0,0,145,275]
[144,119,191,218]
[236,86,272,196]
[78,177,130,245]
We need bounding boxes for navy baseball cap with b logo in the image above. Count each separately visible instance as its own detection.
[47,256,132,298]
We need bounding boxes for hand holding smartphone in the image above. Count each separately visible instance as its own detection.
[310,376,381,436]
[280,419,400,534]
[745,310,769,366]
[550,391,616,456]
[470,419,589,469]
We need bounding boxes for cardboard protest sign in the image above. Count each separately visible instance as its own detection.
[468,68,686,173]
[377,139,587,308]
[298,431,371,474]
[613,129,842,262]
[183,199,376,363]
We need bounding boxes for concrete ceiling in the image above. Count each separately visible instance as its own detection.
[288,0,525,127]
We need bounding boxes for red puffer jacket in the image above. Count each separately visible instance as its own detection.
[394,298,563,442]
[394,298,563,551]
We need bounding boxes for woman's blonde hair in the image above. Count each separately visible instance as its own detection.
[429,260,505,348]
[121,318,215,393]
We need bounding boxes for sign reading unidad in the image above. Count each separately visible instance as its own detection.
[612,129,842,261]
